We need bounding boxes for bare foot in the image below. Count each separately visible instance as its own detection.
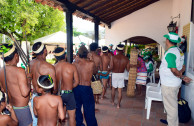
[117,104,120,109]
[111,101,115,105]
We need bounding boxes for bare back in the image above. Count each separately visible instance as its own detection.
[55,61,79,91]
[111,54,129,73]
[0,66,30,107]
[101,54,111,71]
[88,52,102,74]
[30,59,56,94]
[34,94,64,126]
[74,58,94,86]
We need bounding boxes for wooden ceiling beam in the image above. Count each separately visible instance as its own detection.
[100,0,146,18]
[74,0,84,5]
[81,0,99,9]
[105,0,158,22]
[90,0,125,14]
[87,0,114,12]
[57,0,111,26]
[95,0,135,16]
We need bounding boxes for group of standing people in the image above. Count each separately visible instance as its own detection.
[0,32,191,126]
[0,41,131,126]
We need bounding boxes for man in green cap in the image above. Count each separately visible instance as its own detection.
[159,32,192,126]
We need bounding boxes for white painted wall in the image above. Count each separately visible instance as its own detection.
[171,0,194,121]
[105,0,194,121]
[105,0,173,49]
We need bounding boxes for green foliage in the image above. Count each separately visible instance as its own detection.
[73,27,83,37]
[0,0,65,42]
[125,44,145,54]
[0,44,11,53]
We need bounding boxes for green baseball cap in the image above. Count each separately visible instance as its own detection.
[163,32,181,43]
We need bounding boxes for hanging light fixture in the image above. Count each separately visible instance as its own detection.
[167,14,180,33]
[167,21,177,33]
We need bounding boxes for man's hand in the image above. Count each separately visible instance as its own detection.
[6,104,13,112]
[182,76,192,83]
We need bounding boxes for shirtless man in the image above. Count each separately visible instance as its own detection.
[100,46,111,99]
[54,47,79,126]
[0,44,32,126]
[88,43,102,104]
[110,44,130,108]
[33,75,65,126]
[73,46,98,126]
[0,90,18,126]
[30,42,57,125]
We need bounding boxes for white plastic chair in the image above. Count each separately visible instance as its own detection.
[145,80,163,119]
[145,89,163,119]
[146,80,161,95]
[147,62,157,83]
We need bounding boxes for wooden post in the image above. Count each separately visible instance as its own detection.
[66,8,74,63]
[94,19,99,46]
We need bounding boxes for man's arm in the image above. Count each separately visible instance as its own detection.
[6,104,18,126]
[18,68,30,97]
[57,97,65,120]
[99,57,103,71]
[108,56,113,71]
[33,97,38,116]
[126,60,130,71]
[73,65,79,88]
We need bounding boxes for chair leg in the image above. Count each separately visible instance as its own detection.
[149,76,152,83]
[145,98,147,109]
[146,99,152,120]
[153,74,155,83]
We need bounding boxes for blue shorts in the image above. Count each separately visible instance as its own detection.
[100,71,109,79]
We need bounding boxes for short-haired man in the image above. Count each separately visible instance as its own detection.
[33,75,65,126]
[88,43,102,104]
[73,46,98,126]
[100,46,111,99]
[0,90,18,126]
[159,32,191,126]
[30,42,57,125]
[0,44,32,126]
[54,47,79,126]
[110,44,130,108]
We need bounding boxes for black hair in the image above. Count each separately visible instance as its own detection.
[169,40,177,46]
[90,43,98,51]
[53,47,66,61]
[102,46,108,53]
[38,75,53,93]
[1,44,18,62]
[32,42,46,56]
[78,45,88,59]
[0,90,5,104]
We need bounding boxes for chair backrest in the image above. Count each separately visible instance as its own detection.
[157,79,161,87]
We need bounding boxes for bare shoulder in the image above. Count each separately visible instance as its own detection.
[0,114,12,123]
[16,67,26,75]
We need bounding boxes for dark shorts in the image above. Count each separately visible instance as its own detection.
[61,90,76,110]
[13,105,32,126]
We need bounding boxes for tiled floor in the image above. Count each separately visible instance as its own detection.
[63,86,194,126]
